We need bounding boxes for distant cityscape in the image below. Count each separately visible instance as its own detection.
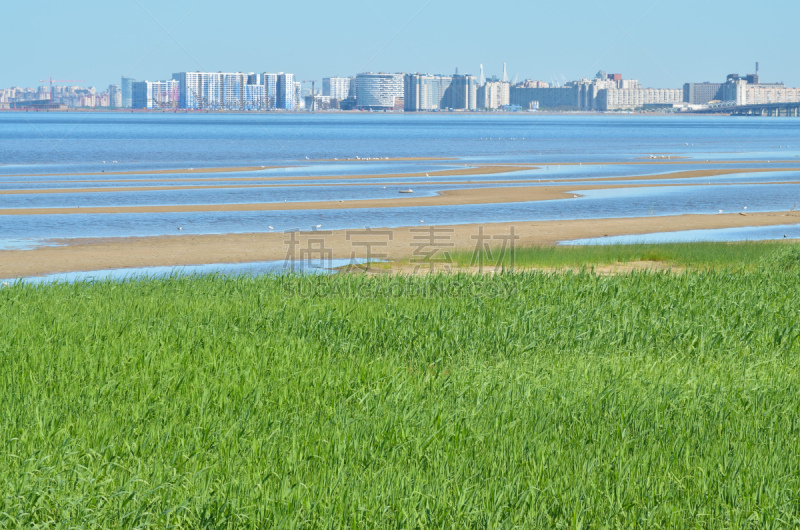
[2,63,798,113]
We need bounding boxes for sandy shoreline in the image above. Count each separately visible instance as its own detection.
[2,212,799,278]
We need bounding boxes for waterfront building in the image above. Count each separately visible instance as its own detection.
[511,86,580,110]
[404,73,477,111]
[323,77,352,100]
[476,81,510,109]
[683,82,725,105]
[356,73,404,110]
[132,80,180,109]
[264,73,295,110]
[451,74,477,110]
[174,72,273,110]
[108,84,121,108]
[597,88,683,110]
[741,83,800,105]
[263,73,278,109]
[284,77,298,110]
[404,74,452,111]
[120,77,135,108]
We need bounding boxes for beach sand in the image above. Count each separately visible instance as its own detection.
[3,212,799,278]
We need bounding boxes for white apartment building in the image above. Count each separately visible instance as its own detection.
[598,88,683,110]
[742,85,800,105]
[133,80,180,109]
[356,73,404,110]
[477,81,510,109]
[323,77,352,100]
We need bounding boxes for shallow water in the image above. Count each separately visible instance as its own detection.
[563,224,800,245]
[2,113,800,250]
[0,258,365,284]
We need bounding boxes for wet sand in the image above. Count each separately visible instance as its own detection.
[3,180,798,216]
[2,212,799,278]
[6,167,799,199]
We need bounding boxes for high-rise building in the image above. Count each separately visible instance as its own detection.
[477,81,510,109]
[120,77,135,108]
[356,73,404,110]
[683,83,725,105]
[404,73,477,111]
[323,77,352,100]
[174,72,270,109]
[276,74,295,109]
[108,84,121,108]
[450,75,477,110]
[293,81,302,110]
[132,80,180,109]
[263,73,278,109]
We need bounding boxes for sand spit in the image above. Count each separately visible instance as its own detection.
[2,212,799,278]
[3,181,799,216]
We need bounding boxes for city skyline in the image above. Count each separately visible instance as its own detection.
[2,0,798,90]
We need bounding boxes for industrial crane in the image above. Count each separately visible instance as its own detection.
[39,77,86,104]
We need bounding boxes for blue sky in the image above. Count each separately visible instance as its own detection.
[3,0,796,90]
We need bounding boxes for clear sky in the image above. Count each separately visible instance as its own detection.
[3,0,797,90]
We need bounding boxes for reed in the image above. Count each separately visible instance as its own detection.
[1,245,799,527]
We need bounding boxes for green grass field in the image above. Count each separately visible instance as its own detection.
[449,240,792,271]
[1,244,799,527]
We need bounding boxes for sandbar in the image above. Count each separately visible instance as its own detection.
[2,181,798,216]
[2,212,799,278]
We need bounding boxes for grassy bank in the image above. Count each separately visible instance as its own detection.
[450,240,790,270]
[1,245,800,527]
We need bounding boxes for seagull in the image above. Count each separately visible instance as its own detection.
[315,224,322,228]
[268,225,274,230]
[718,210,723,213]
[426,173,429,177]
[744,206,748,210]
[102,161,106,164]
[178,226,182,230]
[573,195,578,198]
[419,220,424,223]
[2,282,9,287]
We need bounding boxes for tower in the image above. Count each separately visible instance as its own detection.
[479,64,485,86]
[502,63,508,83]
